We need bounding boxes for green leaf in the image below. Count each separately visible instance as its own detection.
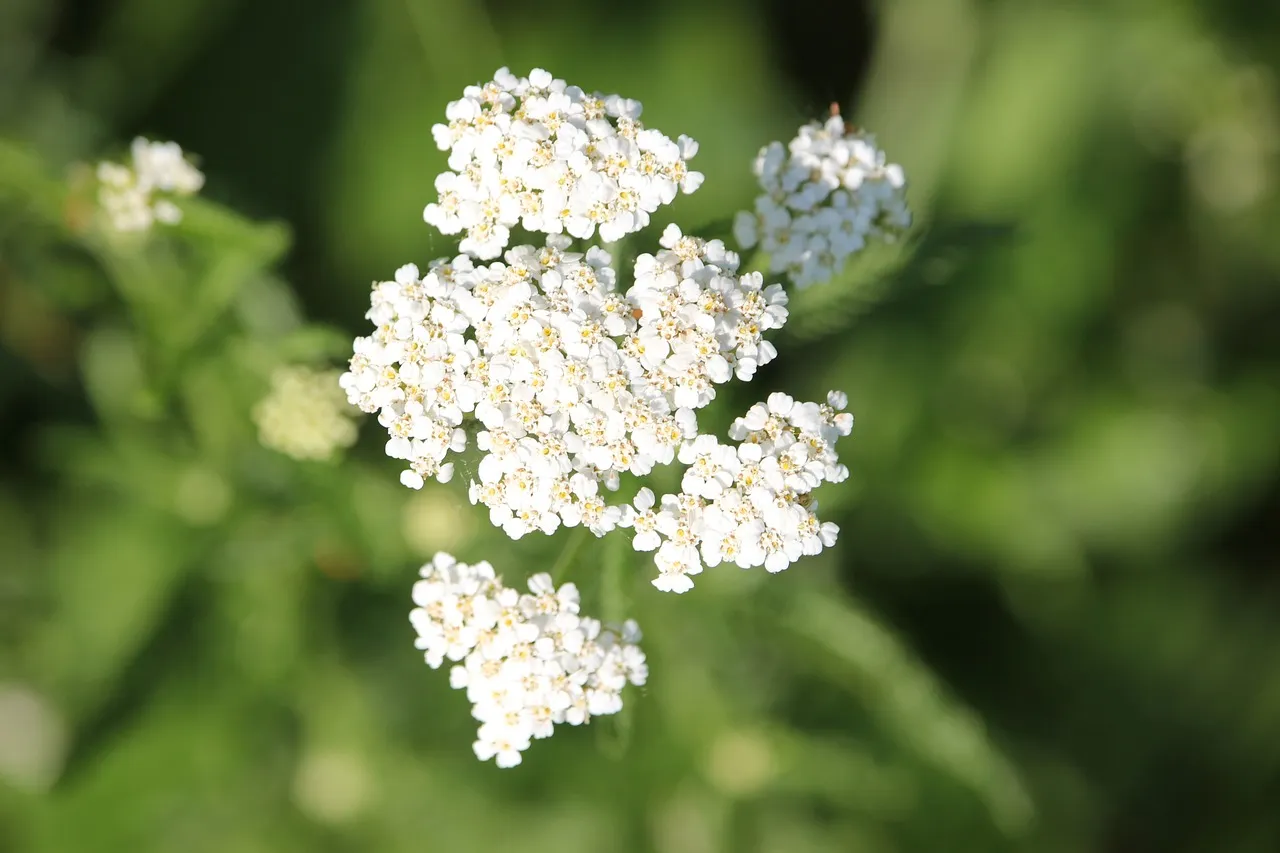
[34,507,191,718]
[176,198,290,267]
[0,139,66,224]
[784,221,1017,342]
[273,324,354,363]
[780,587,1034,836]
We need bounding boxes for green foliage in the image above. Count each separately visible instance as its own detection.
[2,0,1280,851]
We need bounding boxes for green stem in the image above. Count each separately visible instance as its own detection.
[595,533,634,759]
[601,530,627,625]
[549,525,590,583]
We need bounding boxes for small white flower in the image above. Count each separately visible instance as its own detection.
[343,234,787,546]
[626,226,788,408]
[635,391,854,591]
[96,138,204,233]
[473,722,530,768]
[410,552,647,767]
[425,68,703,259]
[253,366,359,461]
[733,113,910,288]
[620,487,662,551]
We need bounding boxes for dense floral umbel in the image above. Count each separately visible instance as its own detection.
[410,553,647,767]
[254,366,359,461]
[619,391,852,592]
[96,137,204,233]
[733,115,910,288]
[425,67,703,259]
[338,226,788,540]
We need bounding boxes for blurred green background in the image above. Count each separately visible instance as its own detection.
[2,0,1280,850]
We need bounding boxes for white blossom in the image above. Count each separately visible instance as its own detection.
[619,391,852,591]
[733,113,910,288]
[425,67,703,259]
[96,137,204,233]
[340,232,787,544]
[627,225,788,407]
[410,552,647,767]
[253,366,358,461]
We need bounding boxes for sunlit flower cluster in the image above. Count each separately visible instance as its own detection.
[254,366,359,461]
[733,113,910,288]
[619,391,852,592]
[339,225,788,542]
[410,552,647,767]
[338,72,886,769]
[96,137,204,233]
[424,67,703,258]
[67,67,904,773]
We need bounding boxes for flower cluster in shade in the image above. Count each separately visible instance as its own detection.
[254,366,359,461]
[96,137,204,233]
[410,552,647,768]
[620,391,852,592]
[733,114,911,288]
[424,67,703,259]
[339,224,788,550]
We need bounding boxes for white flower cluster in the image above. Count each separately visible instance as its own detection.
[410,552,647,767]
[620,391,852,592]
[332,71,888,767]
[339,224,788,541]
[96,137,204,233]
[425,67,703,259]
[254,366,359,461]
[733,113,910,288]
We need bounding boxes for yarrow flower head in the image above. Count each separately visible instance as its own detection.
[339,225,787,542]
[254,366,359,461]
[619,391,852,593]
[733,110,910,288]
[410,552,647,767]
[338,80,882,718]
[96,137,204,233]
[424,67,703,259]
